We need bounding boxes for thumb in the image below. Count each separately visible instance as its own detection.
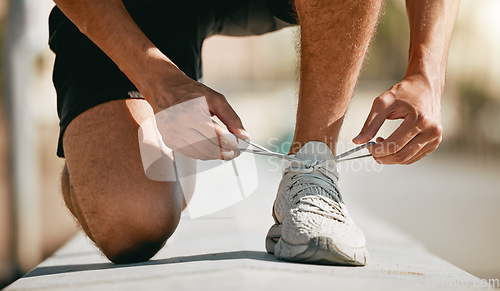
[353,106,386,144]
[210,96,250,140]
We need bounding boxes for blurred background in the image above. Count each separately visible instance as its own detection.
[0,0,499,288]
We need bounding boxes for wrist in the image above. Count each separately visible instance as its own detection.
[128,49,191,112]
[404,59,445,98]
[124,47,180,85]
[124,47,185,109]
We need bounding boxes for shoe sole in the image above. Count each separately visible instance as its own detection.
[265,224,368,266]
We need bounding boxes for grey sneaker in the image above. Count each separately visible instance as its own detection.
[265,141,368,266]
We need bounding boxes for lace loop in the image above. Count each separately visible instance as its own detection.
[285,160,345,222]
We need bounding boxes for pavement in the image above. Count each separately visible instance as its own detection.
[5,155,493,291]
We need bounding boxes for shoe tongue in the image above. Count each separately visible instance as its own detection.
[295,141,334,162]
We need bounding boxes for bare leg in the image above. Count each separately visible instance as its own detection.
[62,99,184,263]
[290,0,384,155]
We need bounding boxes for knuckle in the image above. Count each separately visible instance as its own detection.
[374,94,392,108]
[434,124,444,136]
[427,123,443,137]
[416,115,442,135]
[416,114,429,126]
[398,81,409,91]
[375,92,394,106]
[373,96,383,108]
[429,127,439,137]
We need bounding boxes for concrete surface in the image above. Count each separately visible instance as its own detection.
[5,156,494,290]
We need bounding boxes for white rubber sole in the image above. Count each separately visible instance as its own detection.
[265,224,368,266]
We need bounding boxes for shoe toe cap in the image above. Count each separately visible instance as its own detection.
[281,209,367,248]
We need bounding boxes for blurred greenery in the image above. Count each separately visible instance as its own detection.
[361,0,409,81]
[459,82,490,118]
[453,82,500,155]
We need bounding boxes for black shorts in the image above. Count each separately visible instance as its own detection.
[49,0,296,158]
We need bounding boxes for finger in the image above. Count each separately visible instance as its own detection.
[403,149,432,165]
[200,121,240,155]
[214,130,240,160]
[209,94,250,139]
[188,130,236,160]
[189,124,239,160]
[175,143,213,161]
[370,116,420,158]
[403,139,440,165]
[353,98,389,144]
[158,125,214,160]
[189,139,230,160]
[373,134,434,165]
[222,150,239,161]
[211,120,239,151]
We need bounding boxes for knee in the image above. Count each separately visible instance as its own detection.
[98,223,177,264]
[94,211,180,264]
[103,238,167,264]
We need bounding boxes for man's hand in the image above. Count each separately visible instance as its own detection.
[353,0,459,165]
[353,75,442,164]
[153,93,245,161]
[135,58,249,160]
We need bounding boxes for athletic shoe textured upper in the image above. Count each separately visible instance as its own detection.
[273,141,366,250]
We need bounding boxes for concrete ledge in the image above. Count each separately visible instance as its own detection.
[7,212,490,290]
[5,158,492,290]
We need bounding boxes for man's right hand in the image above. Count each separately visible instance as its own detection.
[54,0,248,160]
[137,60,249,160]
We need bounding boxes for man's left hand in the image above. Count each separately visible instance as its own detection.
[352,75,443,165]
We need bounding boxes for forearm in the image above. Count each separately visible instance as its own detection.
[405,0,459,95]
[53,0,179,87]
[54,0,248,156]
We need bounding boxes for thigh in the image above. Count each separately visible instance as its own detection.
[63,98,183,250]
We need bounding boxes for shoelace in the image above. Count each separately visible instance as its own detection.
[237,140,375,162]
[286,160,346,222]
